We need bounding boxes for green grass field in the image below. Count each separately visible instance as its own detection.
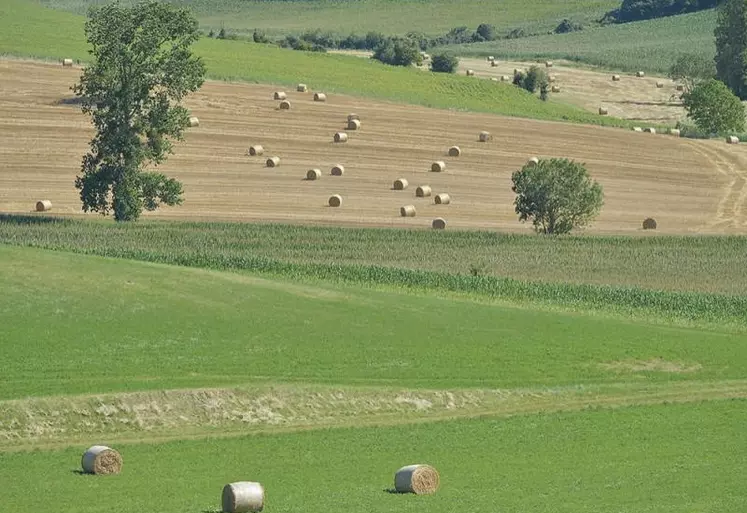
[0,0,639,127]
[444,10,717,74]
[37,0,619,37]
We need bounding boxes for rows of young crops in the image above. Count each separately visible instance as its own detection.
[444,10,717,74]
[1,216,746,327]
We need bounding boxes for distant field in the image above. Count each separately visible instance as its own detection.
[37,0,618,37]
[2,401,746,512]
[0,1,628,127]
[443,10,717,73]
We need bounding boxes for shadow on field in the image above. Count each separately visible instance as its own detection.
[56,97,84,107]
[383,488,403,494]
[0,214,67,225]
[612,99,682,107]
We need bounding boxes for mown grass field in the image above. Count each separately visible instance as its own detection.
[1,401,746,513]
[38,0,619,37]
[0,0,636,127]
[444,10,717,74]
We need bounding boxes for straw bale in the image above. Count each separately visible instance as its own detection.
[347,119,361,130]
[306,169,322,180]
[334,132,348,143]
[331,164,345,176]
[81,445,122,475]
[328,194,342,207]
[431,161,446,172]
[500,75,510,81]
[551,85,561,93]
[416,185,432,197]
[393,178,409,190]
[400,205,416,217]
[526,157,539,166]
[434,193,451,205]
[222,482,264,513]
[35,200,52,212]
[432,218,446,230]
[188,116,199,127]
[612,74,621,81]
[487,56,495,62]
[394,464,440,494]
[545,61,553,67]
[466,69,475,76]
[266,156,280,167]
[479,131,491,142]
[279,100,291,110]
[273,91,287,100]
[491,61,498,67]
[448,146,461,157]
[642,218,657,230]
[297,83,308,92]
[598,107,608,115]
[62,58,73,67]
[669,129,680,137]
[636,71,645,77]
[644,127,656,134]
[656,82,664,88]
[314,93,327,102]
[727,136,740,144]
[248,145,264,156]
[632,127,643,132]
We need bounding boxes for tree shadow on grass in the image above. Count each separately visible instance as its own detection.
[0,214,67,225]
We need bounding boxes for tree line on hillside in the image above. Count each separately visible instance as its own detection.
[603,0,723,23]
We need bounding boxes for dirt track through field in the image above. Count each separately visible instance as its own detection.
[1,59,746,234]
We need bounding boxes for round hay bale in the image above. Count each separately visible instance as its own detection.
[347,119,361,130]
[644,127,656,134]
[490,77,499,82]
[279,100,291,110]
[612,74,621,81]
[479,131,491,142]
[432,218,446,230]
[273,91,287,100]
[347,113,360,122]
[328,194,342,207]
[548,75,557,83]
[487,56,495,62]
[632,126,643,132]
[222,482,264,513]
[62,58,73,67]
[266,156,280,168]
[656,82,664,88]
[431,161,446,172]
[248,145,264,156]
[188,116,199,127]
[500,75,510,82]
[394,464,440,494]
[598,107,608,115]
[551,85,561,93]
[35,200,52,212]
[636,71,645,77]
[313,93,327,102]
[448,146,461,157]
[435,193,451,205]
[306,168,321,180]
[331,164,345,176]
[334,132,348,143]
[642,217,657,230]
[676,84,684,91]
[393,178,409,190]
[297,83,308,92]
[466,69,475,76]
[526,157,539,166]
[669,129,681,137]
[490,61,498,67]
[727,135,740,144]
[400,205,416,217]
[81,445,122,475]
[416,185,432,197]
[545,61,553,67]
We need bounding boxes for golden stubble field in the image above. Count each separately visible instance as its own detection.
[1,59,746,234]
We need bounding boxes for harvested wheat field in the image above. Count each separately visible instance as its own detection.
[0,59,746,233]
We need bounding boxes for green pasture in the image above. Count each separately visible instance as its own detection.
[0,0,633,127]
[37,0,618,37]
[1,401,746,513]
[0,245,745,400]
[444,10,717,74]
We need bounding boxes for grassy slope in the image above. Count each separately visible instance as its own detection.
[1,245,745,399]
[1,217,746,295]
[444,10,717,74]
[1,401,746,513]
[38,0,618,36]
[0,0,632,127]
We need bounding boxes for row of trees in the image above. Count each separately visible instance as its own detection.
[603,0,722,23]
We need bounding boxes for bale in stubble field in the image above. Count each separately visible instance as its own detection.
[314,93,327,102]
[273,91,287,100]
[466,69,474,76]
[479,131,491,142]
[222,482,265,513]
[727,136,740,144]
[266,156,280,167]
[35,200,52,212]
[81,445,122,475]
[432,218,446,229]
[400,205,416,217]
[248,145,264,156]
[188,116,199,127]
[431,161,446,172]
[394,464,440,494]
[448,146,461,156]
[393,178,409,190]
[62,58,73,67]
[434,193,451,205]
[347,119,361,130]
[297,83,308,92]
[416,185,432,197]
[306,169,322,180]
[328,194,342,207]
[279,100,291,110]
[334,132,348,143]
[598,107,608,115]
[642,217,657,230]
[331,164,345,176]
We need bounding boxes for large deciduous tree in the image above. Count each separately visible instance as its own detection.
[511,158,604,235]
[73,1,206,221]
[715,0,747,99]
[682,78,746,133]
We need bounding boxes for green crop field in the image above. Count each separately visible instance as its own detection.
[443,10,717,74]
[0,0,636,127]
[37,0,619,37]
